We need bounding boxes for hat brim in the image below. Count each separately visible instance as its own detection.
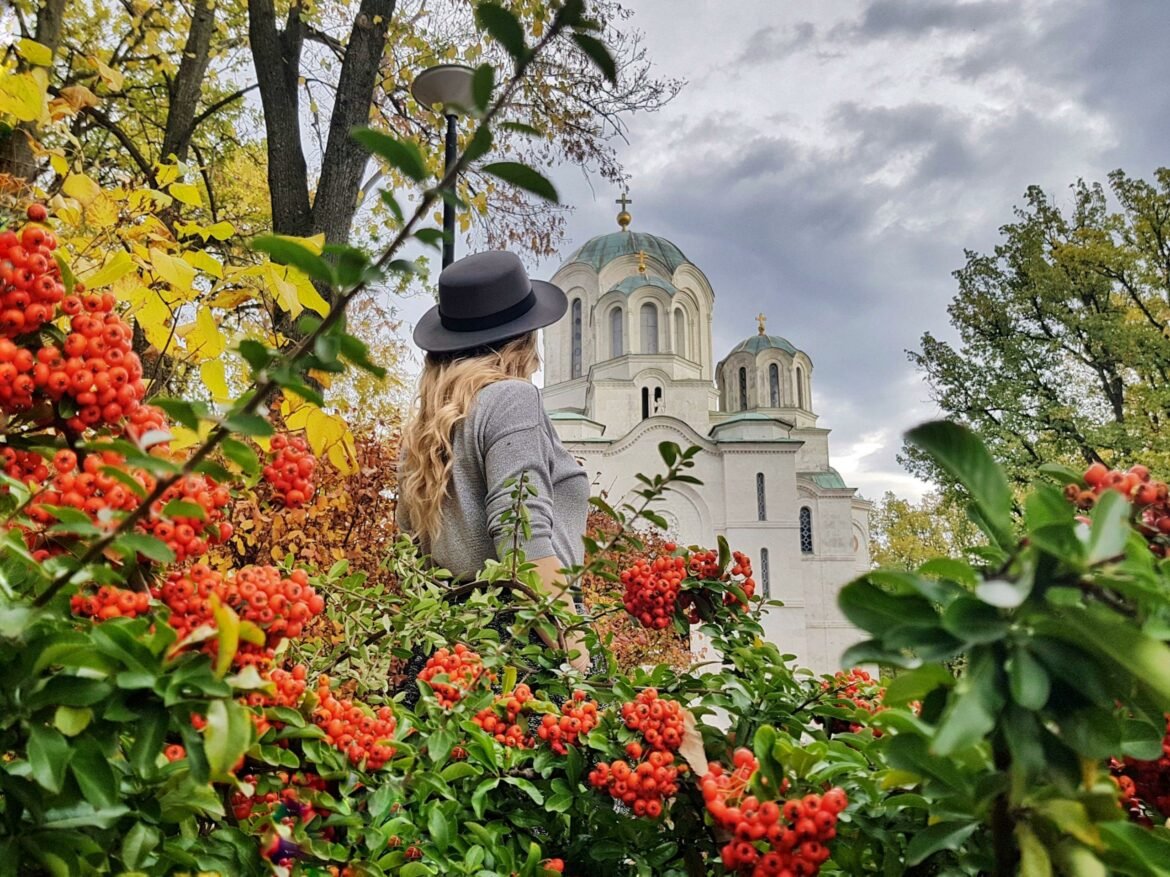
[413,279,568,353]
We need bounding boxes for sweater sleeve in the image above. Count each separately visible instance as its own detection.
[477,381,557,560]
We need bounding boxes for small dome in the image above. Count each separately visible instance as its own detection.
[608,276,681,297]
[728,333,798,357]
[566,231,690,274]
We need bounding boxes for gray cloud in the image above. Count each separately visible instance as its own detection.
[735,22,817,66]
[833,0,1020,40]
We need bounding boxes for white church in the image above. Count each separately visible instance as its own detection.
[541,201,871,671]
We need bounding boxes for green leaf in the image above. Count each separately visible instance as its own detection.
[463,125,493,164]
[941,597,1008,644]
[352,129,429,182]
[481,162,558,203]
[42,802,129,829]
[53,705,93,736]
[1044,608,1170,702]
[428,805,451,854]
[428,726,455,764]
[114,533,175,564]
[130,707,167,778]
[471,778,499,819]
[503,776,544,805]
[70,735,118,808]
[571,32,617,82]
[152,397,203,431]
[28,724,71,793]
[1086,488,1130,564]
[237,339,273,372]
[121,821,161,870]
[338,332,387,379]
[472,63,494,111]
[252,235,334,284]
[400,863,435,877]
[476,3,528,60]
[838,579,939,634]
[1006,645,1050,709]
[223,412,274,437]
[162,499,206,521]
[211,597,240,677]
[931,648,1004,755]
[203,698,253,781]
[905,820,980,866]
[905,420,1014,549]
[1099,821,1170,876]
[53,252,77,295]
[883,664,954,706]
[220,437,259,476]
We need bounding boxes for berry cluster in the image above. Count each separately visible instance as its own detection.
[264,433,317,508]
[621,688,687,752]
[244,664,309,736]
[0,208,65,342]
[473,683,536,748]
[536,690,600,754]
[1110,714,1170,824]
[702,749,846,876]
[1068,463,1170,556]
[311,675,397,769]
[588,748,682,818]
[722,551,756,611]
[141,473,233,562]
[821,668,886,736]
[622,554,686,630]
[25,448,143,537]
[417,644,491,708]
[70,584,151,619]
[231,771,329,823]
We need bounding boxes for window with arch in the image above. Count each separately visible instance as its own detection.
[738,367,748,410]
[641,384,664,419]
[571,299,582,379]
[769,363,780,407]
[799,507,813,554]
[756,472,766,521]
[610,307,623,357]
[760,548,771,599]
[674,310,686,358]
[796,366,805,409]
[640,302,659,354]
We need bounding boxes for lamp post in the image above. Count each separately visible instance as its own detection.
[410,63,476,268]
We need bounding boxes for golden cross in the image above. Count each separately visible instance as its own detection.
[637,250,647,273]
[757,313,767,335]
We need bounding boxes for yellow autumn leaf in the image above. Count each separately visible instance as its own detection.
[91,57,124,92]
[327,433,359,475]
[169,182,202,207]
[62,172,102,206]
[57,85,100,112]
[86,193,120,228]
[17,39,54,67]
[201,359,231,402]
[0,71,47,122]
[184,249,223,279]
[123,287,173,350]
[155,163,181,187]
[150,248,197,294]
[305,408,346,458]
[282,397,313,432]
[80,250,136,289]
[291,272,330,317]
[205,220,235,241]
[183,307,226,359]
[274,233,326,255]
[263,263,300,316]
[170,422,213,452]
[205,287,255,309]
[48,152,69,176]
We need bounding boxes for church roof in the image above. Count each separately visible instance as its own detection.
[800,468,848,489]
[565,231,690,273]
[608,276,681,297]
[729,333,799,357]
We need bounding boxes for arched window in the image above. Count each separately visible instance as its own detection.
[641,386,650,420]
[571,299,582,379]
[653,386,663,414]
[760,548,771,599]
[796,366,805,409]
[769,363,780,407]
[756,472,766,521]
[799,507,813,554]
[640,302,659,354]
[738,367,748,410]
[674,310,686,358]
[610,307,623,357]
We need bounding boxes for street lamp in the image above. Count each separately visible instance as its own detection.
[411,63,476,268]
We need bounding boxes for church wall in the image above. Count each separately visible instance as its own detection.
[791,430,831,471]
[796,492,866,670]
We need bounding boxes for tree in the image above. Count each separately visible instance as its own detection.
[904,169,1170,491]
[868,489,984,570]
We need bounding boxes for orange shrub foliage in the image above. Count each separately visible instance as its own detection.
[215,425,402,585]
[581,511,691,671]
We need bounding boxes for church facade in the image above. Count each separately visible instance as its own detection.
[540,206,870,671]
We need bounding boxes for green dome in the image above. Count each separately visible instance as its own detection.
[729,333,798,357]
[565,231,690,273]
[608,276,681,296]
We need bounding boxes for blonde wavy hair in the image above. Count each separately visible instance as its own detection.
[398,332,540,549]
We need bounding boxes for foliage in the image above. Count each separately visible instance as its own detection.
[868,489,986,570]
[841,419,1170,874]
[905,169,1170,491]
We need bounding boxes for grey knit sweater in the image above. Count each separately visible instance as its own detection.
[400,380,590,580]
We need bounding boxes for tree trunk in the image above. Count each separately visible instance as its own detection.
[161,0,217,162]
[247,0,313,236]
[0,0,69,180]
[311,0,396,251]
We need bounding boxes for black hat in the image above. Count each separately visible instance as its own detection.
[413,251,567,353]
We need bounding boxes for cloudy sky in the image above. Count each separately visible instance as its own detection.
[407,0,1170,501]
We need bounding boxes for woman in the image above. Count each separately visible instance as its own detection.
[397,250,591,671]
